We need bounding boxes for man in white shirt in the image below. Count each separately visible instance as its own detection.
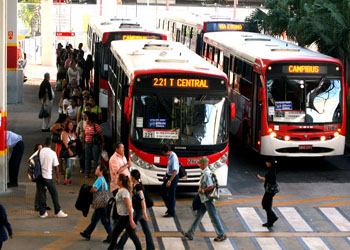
[36,137,68,218]
[7,131,24,188]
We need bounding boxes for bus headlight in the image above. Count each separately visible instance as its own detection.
[209,153,228,171]
[130,150,154,170]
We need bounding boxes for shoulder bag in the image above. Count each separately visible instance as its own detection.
[265,183,280,194]
[38,105,49,119]
[92,178,112,209]
[92,124,102,145]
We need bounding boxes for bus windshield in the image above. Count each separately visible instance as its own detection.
[130,94,228,145]
[267,77,342,123]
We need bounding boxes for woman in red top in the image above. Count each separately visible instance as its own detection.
[84,112,104,178]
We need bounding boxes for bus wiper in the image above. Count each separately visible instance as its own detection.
[155,93,174,119]
[199,94,207,104]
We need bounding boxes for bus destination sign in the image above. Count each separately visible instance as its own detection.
[218,23,243,31]
[122,35,149,40]
[153,77,209,89]
[282,65,327,74]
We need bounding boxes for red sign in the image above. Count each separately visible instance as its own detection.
[56,32,75,37]
[8,31,13,40]
[53,0,66,3]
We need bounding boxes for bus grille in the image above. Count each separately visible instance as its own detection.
[276,147,333,153]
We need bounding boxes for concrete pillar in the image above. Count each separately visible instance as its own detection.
[41,0,54,66]
[0,1,8,192]
[6,0,19,104]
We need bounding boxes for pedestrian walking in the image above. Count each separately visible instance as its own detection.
[116,169,155,250]
[109,142,131,196]
[35,137,68,218]
[257,157,279,228]
[0,204,13,250]
[38,73,54,132]
[108,174,142,250]
[60,121,77,185]
[84,112,104,178]
[80,165,112,243]
[160,144,179,217]
[6,131,24,188]
[76,111,88,174]
[182,157,227,242]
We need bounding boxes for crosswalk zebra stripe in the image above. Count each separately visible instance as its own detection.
[255,237,282,250]
[300,237,330,250]
[236,207,268,232]
[201,213,215,232]
[152,207,177,231]
[277,207,313,232]
[162,237,185,250]
[319,207,350,231]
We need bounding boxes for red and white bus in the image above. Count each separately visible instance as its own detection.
[87,17,167,119]
[203,31,347,157]
[157,11,258,55]
[108,39,234,185]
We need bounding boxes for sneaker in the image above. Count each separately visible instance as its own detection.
[214,235,227,242]
[181,231,193,240]
[55,210,68,218]
[40,212,48,218]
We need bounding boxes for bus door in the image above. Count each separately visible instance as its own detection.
[93,42,102,102]
[251,72,261,149]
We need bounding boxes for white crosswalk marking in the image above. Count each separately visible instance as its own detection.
[277,207,313,231]
[319,207,350,231]
[152,207,177,231]
[256,237,282,250]
[162,237,185,250]
[210,237,235,250]
[202,213,215,231]
[236,207,268,232]
[301,237,330,250]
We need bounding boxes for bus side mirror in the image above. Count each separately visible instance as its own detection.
[346,83,349,96]
[230,103,236,119]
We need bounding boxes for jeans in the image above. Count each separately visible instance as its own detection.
[161,174,179,216]
[36,178,61,215]
[84,143,100,175]
[8,140,24,184]
[83,207,112,240]
[108,215,142,250]
[64,158,74,180]
[187,199,225,238]
[116,208,155,250]
[262,192,277,225]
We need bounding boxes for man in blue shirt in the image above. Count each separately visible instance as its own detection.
[182,157,227,242]
[6,131,24,188]
[160,144,179,218]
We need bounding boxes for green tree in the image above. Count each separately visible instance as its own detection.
[18,0,41,36]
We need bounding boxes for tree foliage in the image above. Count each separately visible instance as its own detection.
[18,0,41,36]
[246,0,350,63]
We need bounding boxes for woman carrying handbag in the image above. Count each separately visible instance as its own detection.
[60,121,77,185]
[80,165,112,243]
[257,157,279,228]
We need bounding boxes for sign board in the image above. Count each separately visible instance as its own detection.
[8,31,13,40]
[53,0,66,3]
[56,32,75,37]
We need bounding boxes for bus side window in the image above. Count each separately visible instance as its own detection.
[243,63,253,82]
[209,46,214,61]
[202,42,207,57]
[234,58,243,75]
[223,56,229,76]
[240,78,252,100]
[229,55,234,87]
[214,48,219,66]
[219,50,224,68]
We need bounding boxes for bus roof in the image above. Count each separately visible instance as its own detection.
[160,11,245,29]
[110,39,227,79]
[88,16,165,40]
[203,31,340,64]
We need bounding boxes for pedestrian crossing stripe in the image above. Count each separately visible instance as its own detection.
[277,207,314,232]
[253,237,284,250]
[298,237,332,250]
[318,207,350,232]
[234,207,269,232]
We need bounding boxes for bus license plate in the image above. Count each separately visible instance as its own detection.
[299,145,313,150]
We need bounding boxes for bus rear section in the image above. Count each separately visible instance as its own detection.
[108,40,231,186]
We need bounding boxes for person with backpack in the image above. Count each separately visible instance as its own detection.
[115,169,155,250]
[182,157,227,242]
